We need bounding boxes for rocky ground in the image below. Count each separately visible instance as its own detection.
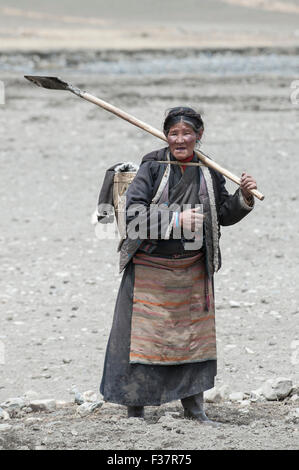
[0,380,298,450]
[0,62,299,450]
[0,403,298,451]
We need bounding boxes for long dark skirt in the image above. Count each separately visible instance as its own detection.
[100,262,217,406]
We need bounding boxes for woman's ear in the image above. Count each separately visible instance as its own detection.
[197,128,204,140]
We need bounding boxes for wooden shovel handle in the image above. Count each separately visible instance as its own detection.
[194,151,264,201]
[81,91,264,201]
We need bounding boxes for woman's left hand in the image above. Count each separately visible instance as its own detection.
[240,172,257,200]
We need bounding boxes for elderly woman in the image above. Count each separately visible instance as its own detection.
[100,107,257,424]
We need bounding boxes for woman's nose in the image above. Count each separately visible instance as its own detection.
[176,134,184,142]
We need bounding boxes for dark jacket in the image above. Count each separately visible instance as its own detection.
[117,147,254,275]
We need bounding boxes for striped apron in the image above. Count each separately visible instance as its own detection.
[129,252,216,365]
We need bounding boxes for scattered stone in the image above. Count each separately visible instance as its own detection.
[291,384,299,396]
[55,400,73,409]
[245,347,255,354]
[76,401,103,417]
[82,390,98,403]
[239,408,250,414]
[165,411,180,418]
[0,407,10,420]
[239,400,251,407]
[290,394,299,403]
[55,271,70,278]
[23,407,33,413]
[269,310,282,319]
[62,358,72,364]
[29,399,57,412]
[175,428,185,434]
[260,377,293,401]
[0,423,12,432]
[109,415,120,423]
[250,389,266,402]
[285,408,299,424]
[229,301,241,308]
[229,392,245,402]
[204,385,229,403]
[74,392,84,405]
[0,397,26,411]
[25,417,43,423]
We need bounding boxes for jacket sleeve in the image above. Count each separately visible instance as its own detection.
[212,170,254,226]
[125,161,176,239]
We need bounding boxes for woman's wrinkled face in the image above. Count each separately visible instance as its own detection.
[167,121,200,160]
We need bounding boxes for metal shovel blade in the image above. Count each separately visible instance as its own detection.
[24,75,70,90]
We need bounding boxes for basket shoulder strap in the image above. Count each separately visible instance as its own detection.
[151,150,170,204]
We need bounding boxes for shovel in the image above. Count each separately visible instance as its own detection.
[24,75,264,201]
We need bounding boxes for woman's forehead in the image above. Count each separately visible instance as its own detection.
[168,121,196,132]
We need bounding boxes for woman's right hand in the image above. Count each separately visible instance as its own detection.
[179,207,204,232]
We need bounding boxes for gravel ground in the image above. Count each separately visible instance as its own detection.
[0,400,298,450]
[0,67,298,450]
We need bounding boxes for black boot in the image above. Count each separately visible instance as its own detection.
[181,393,220,426]
[127,406,144,418]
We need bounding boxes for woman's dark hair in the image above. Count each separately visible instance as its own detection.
[163,107,204,136]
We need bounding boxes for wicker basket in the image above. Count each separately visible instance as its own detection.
[113,172,136,236]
